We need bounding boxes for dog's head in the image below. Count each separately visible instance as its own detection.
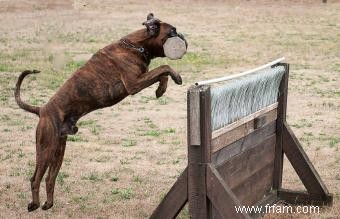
[142,13,188,58]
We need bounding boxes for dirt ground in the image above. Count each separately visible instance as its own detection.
[0,0,339,218]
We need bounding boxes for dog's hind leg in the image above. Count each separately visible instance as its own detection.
[28,117,58,212]
[28,151,50,211]
[42,137,66,210]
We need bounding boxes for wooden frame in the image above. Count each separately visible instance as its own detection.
[151,63,333,219]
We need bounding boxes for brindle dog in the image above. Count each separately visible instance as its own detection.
[15,13,187,211]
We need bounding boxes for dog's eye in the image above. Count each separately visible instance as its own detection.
[168,28,177,37]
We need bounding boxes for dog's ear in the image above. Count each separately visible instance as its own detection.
[143,13,161,37]
[147,13,154,20]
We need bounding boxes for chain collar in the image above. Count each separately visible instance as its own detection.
[119,38,149,61]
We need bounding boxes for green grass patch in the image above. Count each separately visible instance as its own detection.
[314,88,340,98]
[139,95,156,104]
[82,172,102,182]
[143,130,161,137]
[72,195,89,204]
[157,96,169,105]
[67,135,87,142]
[122,139,137,147]
[78,119,97,127]
[91,124,101,135]
[95,155,111,163]
[172,140,181,145]
[133,175,143,184]
[318,134,340,148]
[150,51,225,73]
[103,187,134,203]
[110,176,119,182]
[57,172,69,185]
[291,119,313,129]
[111,188,134,200]
[66,60,86,72]
[119,159,130,165]
[163,127,176,134]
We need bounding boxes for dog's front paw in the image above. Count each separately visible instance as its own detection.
[171,73,182,85]
[41,201,53,210]
[156,86,166,98]
[28,202,40,212]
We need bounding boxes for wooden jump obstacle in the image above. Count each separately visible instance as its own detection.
[151,61,333,219]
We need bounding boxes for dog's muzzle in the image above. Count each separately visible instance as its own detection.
[163,36,187,60]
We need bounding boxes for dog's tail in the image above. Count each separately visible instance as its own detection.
[15,70,41,116]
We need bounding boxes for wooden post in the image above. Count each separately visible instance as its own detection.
[150,168,188,219]
[273,63,289,190]
[207,164,251,219]
[187,86,212,219]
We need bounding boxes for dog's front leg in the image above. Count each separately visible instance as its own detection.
[121,65,182,95]
[156,75,168,98]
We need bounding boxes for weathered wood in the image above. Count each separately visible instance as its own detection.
[200,86,212,163]
[278,189,333,206]
[188,87,201,146]
[187,96,207,218]
[216,134,276,189]
[211,205,222,219]
[200,85,213,218]
[212,108,277,153]
[273,63,289,190]
[187,86,211,219]
[213,120,253,153]
[254,112,277,129]
[212,122,276,166]
[206,164,251,219]
[232,162,274,206]
[150,168,188,219]
[196,57,285,86]
[249,191,277,219]
[212,102,278,138]
[188,163,207,219]
[163,36,187,60]
[283,122,330,196]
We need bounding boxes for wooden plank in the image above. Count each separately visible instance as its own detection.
[212,108,277,153]
[212,102,278,138]
[212,122,276,166]
[283,122,330,197]
[211,204,222,219]
[254,113,271,129]
[206,164,251,219]
[200,85,212,163]
[188,87,201,146]
[187,86,211,219]
[249,191,277,219]
[196,58,285,86]
[150,168,188,219]
[199,86,213,218]
[278,189,333,206]
[216,134,276,189]
[188,163,207,219]
[273,63,289,190]
[232,162,274,206]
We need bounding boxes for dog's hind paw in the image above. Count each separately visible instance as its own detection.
[41,201,53,210]
[27,202,40,212]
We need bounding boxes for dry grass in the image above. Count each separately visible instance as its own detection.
[0,0,339,218]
